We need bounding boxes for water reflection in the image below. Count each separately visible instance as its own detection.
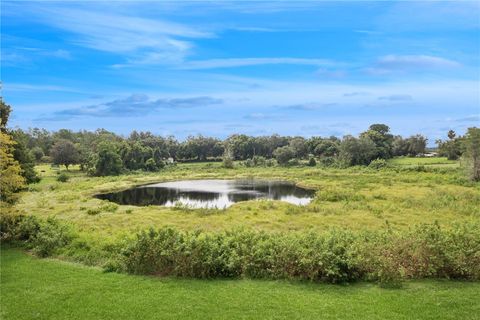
[95,179,315,208]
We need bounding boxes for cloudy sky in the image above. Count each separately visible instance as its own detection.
[2,1,479,143]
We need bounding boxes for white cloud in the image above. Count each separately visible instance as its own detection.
[366,55,461,75]
[3,83,82,93]
[30,7,213,65]
[377,55,460,69]
[177,58,338,70]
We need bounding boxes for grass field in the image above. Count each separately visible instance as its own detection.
[2,247,480,320]
[387,157,459,167]
[13,159,479,244]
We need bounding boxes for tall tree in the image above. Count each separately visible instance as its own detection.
[0,132,25,203]
[94,142,123,176]
[437,130,462,160]
[463,127,480,181]
[360,124,394,159]
[289,137,308,159]
[11,129,40,183]
[0,98,12,132]
[273,146,295,165]
[50,139,79,170]
[339,135,377,166]
[0,100,25,203]
[406,135,427,156]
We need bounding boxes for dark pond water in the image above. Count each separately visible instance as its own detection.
[95,179,316,208]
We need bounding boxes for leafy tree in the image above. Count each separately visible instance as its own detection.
[53,129,76,143]
[2,105,39,183]
[222,148,234,168]
[120,141,152,170]
[94,142,123,176]
[263,134,289,158]
[437,130,463,160]
[0,132,25,203]
[30,147,45,162]
[392,136,409,156]
[145,158,158,172]
[180,135,223,161]
[0,99,12,132]
[406,135,427,156]
[224,134,255,160]
[273,146,295,166]
[314,140,339,157]
[50,139,79,170]
[10,129,40,183]
[28,128,53,153]
[0,100,25,203]
[360,124,394,159]
[289,137,308,159]
[339,135,377,166]
[463,127,480,181]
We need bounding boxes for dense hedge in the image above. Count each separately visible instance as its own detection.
[1,213,479,284]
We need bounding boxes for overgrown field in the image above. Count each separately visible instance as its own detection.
[2,247,480,320]
[12,159,479,242]
[2,158,479,284]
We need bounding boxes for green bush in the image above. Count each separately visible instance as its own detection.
[273,146,295,166]
[222,157,234,169]
[244,159,254,167]
[157,160,166,169]
[100,202,118,213]
[308,157,317,167]
[87,208,101,215]
[243,157,267,167]
[287,158,299,166]
[0,214,73,258]
[368,158,388,169]
[145,158,158,172]
[253,156,266,166]
[319,156,336,167]
[0,213,40,242]
[265,159,276,167]
[114,223,480,283]
[30,218,74,257]
[57,173,70,182]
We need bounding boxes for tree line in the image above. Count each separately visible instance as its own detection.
[1,99,479,199]
[11,123,430,170]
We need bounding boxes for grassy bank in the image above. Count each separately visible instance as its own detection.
[13,159,479,244]
[2,247,479,320]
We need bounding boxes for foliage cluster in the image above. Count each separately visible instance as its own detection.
[2,213,479,284]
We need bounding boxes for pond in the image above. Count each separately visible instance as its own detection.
[95,179,316,208]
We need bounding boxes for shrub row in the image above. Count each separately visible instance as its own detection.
[114,224,480,284]
[1,213,479,284]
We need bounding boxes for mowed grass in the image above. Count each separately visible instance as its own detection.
[388,157,459,167]
[14,160,479,243]
[2,247,480,320]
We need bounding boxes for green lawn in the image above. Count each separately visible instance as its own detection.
[1,247,479,320]
[387,156,458,167]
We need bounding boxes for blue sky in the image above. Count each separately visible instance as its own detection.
[2,1,479,143]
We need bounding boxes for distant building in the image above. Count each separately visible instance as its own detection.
[417,152,438,158]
